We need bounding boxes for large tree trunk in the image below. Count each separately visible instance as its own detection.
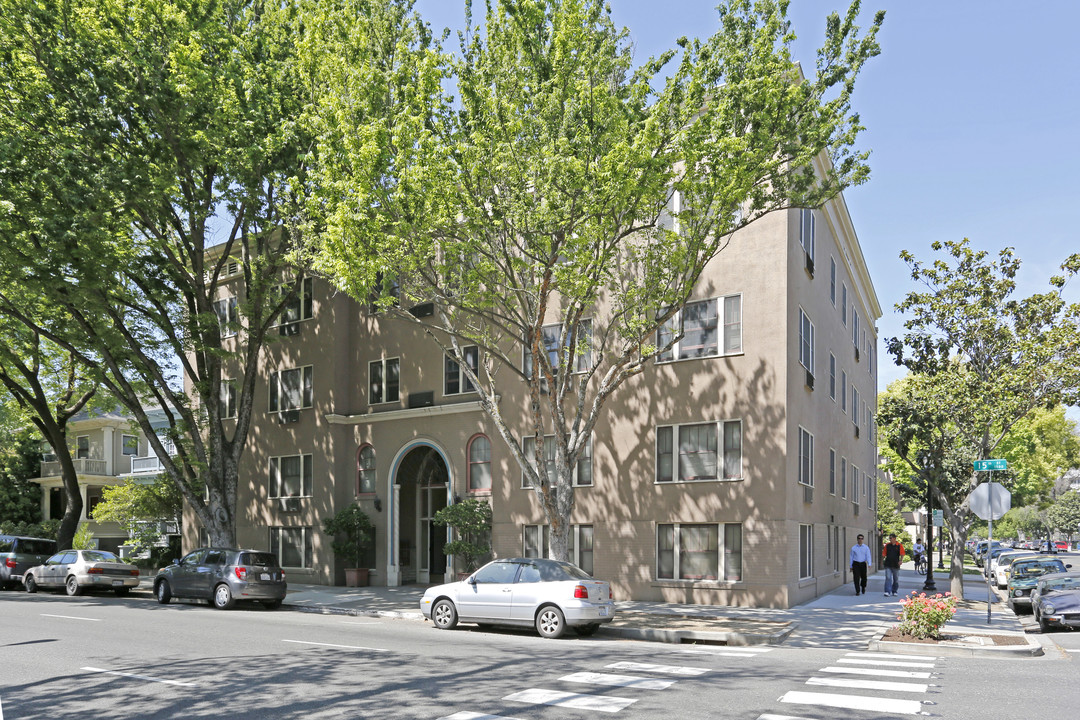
[948,515,968,599]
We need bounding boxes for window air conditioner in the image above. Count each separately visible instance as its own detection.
[805,369,815,390]
[279,322,300,336]
[855,346,861,362]
[803,485,814,504]
[804,251,815,277]
[279,409,300,424]
[279,497,301,513]
[854,503,860,516]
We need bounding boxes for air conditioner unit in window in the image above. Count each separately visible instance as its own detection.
[854,503,860,516]
[278,496,301,513]
[279,322,300,336]
[407,391,435,409]
[804,251,815,277]
[278,409,300,424]
[854,425,860,439]
[855,346,861,362]
[803,485,813,503]
[409,302,435,318]
[805,369,815,390]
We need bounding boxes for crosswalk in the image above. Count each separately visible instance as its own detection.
[435,646,774,719]
[758,650,943,719]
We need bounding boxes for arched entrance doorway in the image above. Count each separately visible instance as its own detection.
[393,443,450,585]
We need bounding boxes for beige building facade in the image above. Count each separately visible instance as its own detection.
[202,193,881,609]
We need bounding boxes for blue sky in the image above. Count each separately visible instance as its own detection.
[415,0,1080,397]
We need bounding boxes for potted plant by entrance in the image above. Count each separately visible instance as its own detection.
[322,503,374,587]
[433,498,492,580]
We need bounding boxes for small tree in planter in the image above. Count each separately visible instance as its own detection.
[322,503,374,586]
[433,498,492,579]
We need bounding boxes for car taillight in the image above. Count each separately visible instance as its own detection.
[4,558,14,569]
[574,584,589,599]
[87,568,103,574]
[130,569,140,576]
[609,587,613,600]
[234,567,247,580]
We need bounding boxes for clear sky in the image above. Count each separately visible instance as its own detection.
[415,0,1080,397]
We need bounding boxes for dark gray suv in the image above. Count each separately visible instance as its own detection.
[0,535,57,589]
[154,548,287,610]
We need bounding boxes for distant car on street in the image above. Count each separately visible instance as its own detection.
[154,548,287,610]
[1032,571,1080,632]
[420,557,615,639]
[22,549,139,596]
[1008,556,1072,613]
[995,552,1039,589]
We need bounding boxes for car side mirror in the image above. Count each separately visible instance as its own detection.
[170,558,179,566]
[467,576,477,585]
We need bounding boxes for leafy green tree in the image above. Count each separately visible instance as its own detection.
[995,407,1080,506]
[875,481,908,542]
[0,423,42,526]
[93,478,185,555]
[880,240,1080,598]
[1047,491,1080,544]
[0,0,317,546]
[307,0,884,560]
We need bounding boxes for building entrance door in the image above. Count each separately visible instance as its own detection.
[418,484,447,584]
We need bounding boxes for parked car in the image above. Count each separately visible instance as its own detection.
[1032,571,1080,632]
[0,535,57,590]
[979,546,1014,570]
[1007,556,1072,613]
[154,548,287,610]
[22,549,140,596]
[420,557,615,639]
[995,552,1039,589]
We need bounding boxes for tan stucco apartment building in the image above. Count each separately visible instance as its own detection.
[201,191,881,609]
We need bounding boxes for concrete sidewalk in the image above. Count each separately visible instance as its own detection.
[280,564,1044,656]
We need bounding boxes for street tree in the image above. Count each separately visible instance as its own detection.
[0,421,43,527]
[93,477,185,555]
[880,239,1080,597]
[1047,491,1080,546]
[307,0,884,560]
[0,0,317,545]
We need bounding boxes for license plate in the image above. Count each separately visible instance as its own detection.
[260,573,271,581]
[112,580,123,587]
[598,607,608,617]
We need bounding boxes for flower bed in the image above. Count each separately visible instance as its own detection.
[894,590,957,639]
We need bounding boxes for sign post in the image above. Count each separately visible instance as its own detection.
[968,461,1011,624]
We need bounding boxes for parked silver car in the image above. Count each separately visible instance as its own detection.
[420,558,615,638]
[154,548,287,610]
[23,549,140,596]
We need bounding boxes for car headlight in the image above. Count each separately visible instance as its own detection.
[1043,603,1055,615]
[1014,589,1024,597]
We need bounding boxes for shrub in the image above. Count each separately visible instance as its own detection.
[895,591,958,639]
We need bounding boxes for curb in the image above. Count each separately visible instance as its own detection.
[288,604,425,621]
[867,627,1044,658]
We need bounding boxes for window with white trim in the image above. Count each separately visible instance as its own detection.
[523,524,549,558]
[214,296,238,338]
[524,320,592,381]
[522,435,592,488]
[830,257,836,305]
[852,306,860,349]
[800,208,815,264]
[657,523,742,582]
[840,369,847,413]
[270,454,313,498]
[657,295,742,361]
[220,379,236,419]
[357,445,376,495]
[277,277,314,327]
[445,346,479,396]
[76,435,90,459]
[798,427,814,487]
[122,435,139,456]
[571,525,594,576]
[840,457,847,499]
[851,465,861,505]
[829,448,836,495]
[799,524,814,579]
[368,358,399,405]
[468,435,492,492]
[656,420,742,483]
[270,526,312,568]
[851,386,860,432]
[841,284,848,325]
[798,309,814,375]
[269,366,313,412]
[833,526,841,572]
[829,353,836,400]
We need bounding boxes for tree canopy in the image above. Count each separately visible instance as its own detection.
[305,0,884,559]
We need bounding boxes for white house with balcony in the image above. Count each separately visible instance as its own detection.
[29,407,175,554]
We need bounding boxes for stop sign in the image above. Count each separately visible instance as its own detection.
[968,482,1011,521]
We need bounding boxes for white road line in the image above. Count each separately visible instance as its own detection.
[821,666,933,679]
[756,715,815,720]
[851,652,938,661]
[780,690,925,715]
[836,657,936,668]
[342,621,382,625]
[560,672,676,690]
[807,676,929,693]
[437,713,523,720]
[282,639,390,652]
[81,667,197,688]
[41,614,101,622]
[606,661,708,676]
[503,689,636,713]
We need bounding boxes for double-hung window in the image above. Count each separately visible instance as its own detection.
[657,296,742,361]
[122,435,139,457]
[523,321,592,383]
[369,358,400,405]
[852,306,861,351]
[76,436,90,459]
[798,427,814,487]
[357,445,376,495]
[522,435,592,488]
[220,379,237,419]
[841,284,848,325]
[851,386,861,432]
[840,370,847,413]
[570,525,594,576]
[799,524,814,579]
[840,457,847,498]
[444,346,478,396]
[830,258,836,305]
[798,309,815,376]
[656,420,742,483]
[278,277,314,328]
[829,353,836,400]
[270,454,313,498]
[270,526,312,569]
[468,435,492,491]
[523,525,549,558]
[269,366,313,412]
[852,466,861,506]
[800,209,815,267]
[657,523,742,582]
[214,296,238,338]
[829,448,836,494]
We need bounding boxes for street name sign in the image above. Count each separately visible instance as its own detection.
[967,482,1011,521]
[973,459,1007,472]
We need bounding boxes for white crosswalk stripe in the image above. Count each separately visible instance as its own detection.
[437,713,522,720]
[779,690,926,715]
[502,688,637,713]
[560,671,677,690]
[605,661,708,675]
[820,665,933,679]
[806,676,929,693]
[836,657,936,668]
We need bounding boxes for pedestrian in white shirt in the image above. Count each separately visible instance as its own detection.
[849,534,872,595]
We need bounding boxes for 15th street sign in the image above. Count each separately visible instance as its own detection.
[974,459,1007,472]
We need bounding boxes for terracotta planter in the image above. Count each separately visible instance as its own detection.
[345,568,369,587]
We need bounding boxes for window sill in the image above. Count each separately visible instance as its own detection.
[656,351,744,365]
[798,576,817,588]
[652,579,746,589]
[654,477,745,485]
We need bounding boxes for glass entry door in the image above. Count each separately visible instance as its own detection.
[417,484,447,584]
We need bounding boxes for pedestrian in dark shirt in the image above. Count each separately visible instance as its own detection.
[882,533,905,596]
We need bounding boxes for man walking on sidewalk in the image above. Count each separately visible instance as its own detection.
[882,533,905,596]
[849,534,871,595]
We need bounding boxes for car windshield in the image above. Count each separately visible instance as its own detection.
[1042,577,1080,592]
[82,551,119,562]
[1015,561,1066,577]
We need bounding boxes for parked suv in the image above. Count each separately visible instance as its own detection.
[154,548,287,610]
[0,535,57,589]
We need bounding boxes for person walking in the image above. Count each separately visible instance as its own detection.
[882,533,905,596]
[849,534,872,595]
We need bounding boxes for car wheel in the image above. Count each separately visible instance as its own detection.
[155,580,172,605]
[213,583,235,610]
[24,575,37,594]
[431,599,458,630]
[262,599,282,610]
[535,605,566,639]
[573,623,601,637]
[114,587,130,597]
[65,576,82,597]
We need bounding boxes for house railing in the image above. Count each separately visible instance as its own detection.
[130,455,168,474]
[40,458,109,477]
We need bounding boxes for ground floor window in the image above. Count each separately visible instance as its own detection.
[570,525,594,576]
[270,526,313,568]
[657,523,743,582]
[523,524,549,559]
[799,524,813,579]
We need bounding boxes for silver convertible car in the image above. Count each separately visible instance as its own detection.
[420,558,615,638]
[23,549,140,596]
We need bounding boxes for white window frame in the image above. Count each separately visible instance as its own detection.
[269,366,313,412]
[570,524,594,576]
[852,306,861,349]
[524,320,592,381]
[798,309,815,375]
[467,434,492,492]
[829,352,836,400]
[799,524,814,580]
[852,465,861,506]
[841,283,848,326]
[270,453,313,499]
[368,357,400,405]
[798,427,814,487]
[220,379,237,419]
[841,457,847,499]
[269,526,313,569]
[852,386,861,432]
[840,369,847,413]
[655,420,743,483]
[829,448,836,495]
[523,524,549,558]
[521,435,592,488]
[357,445,376,495]
[444,345,479,396]
[276,276,314,326]
[657,295,742,362]
[800,208,815,263]
[214,296,238,338]
[656,522,743,582]
[830,257,836,305]
[76,435,90,459]
[121,434,139,457]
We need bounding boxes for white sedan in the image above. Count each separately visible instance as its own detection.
[421,558,615,638]
[23,549,140,596]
